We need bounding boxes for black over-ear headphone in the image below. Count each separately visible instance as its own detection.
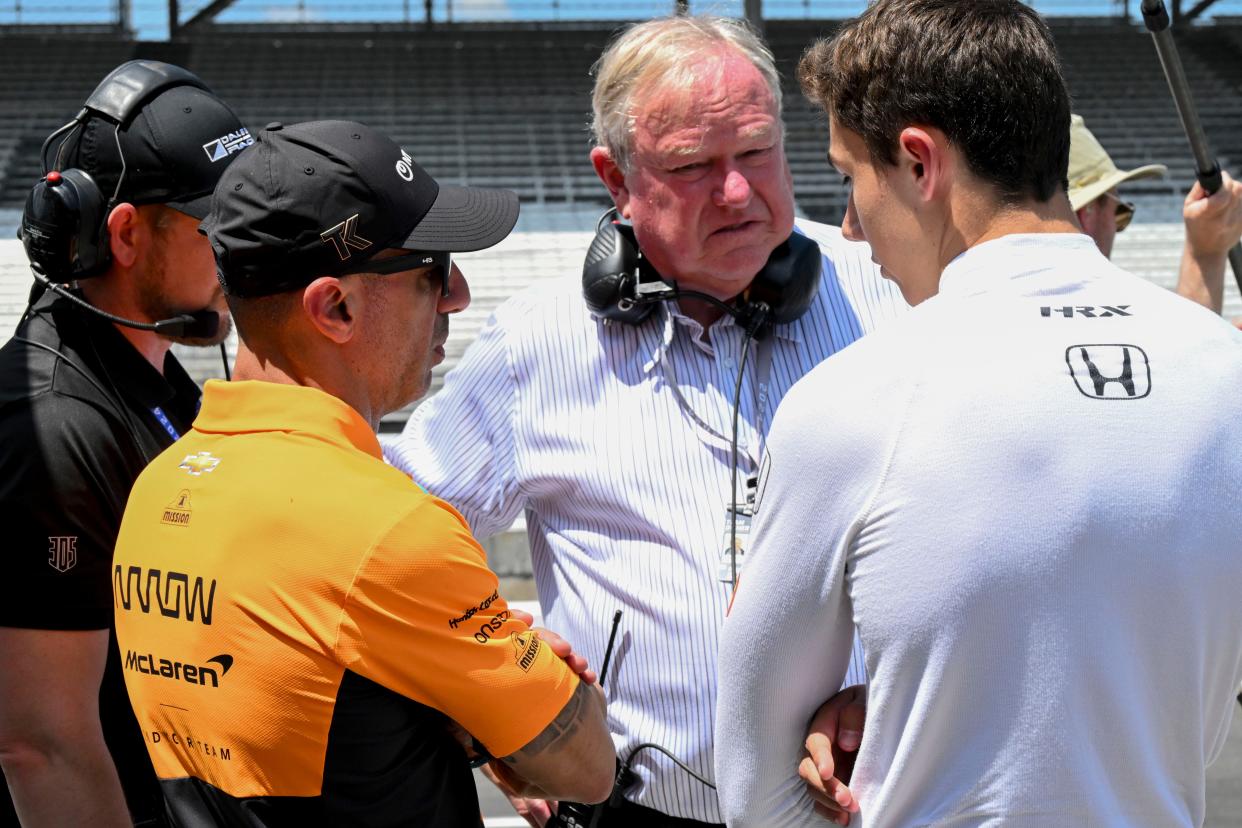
[21,61,209,281]
[582,208,822,340]
[18,61,219,340]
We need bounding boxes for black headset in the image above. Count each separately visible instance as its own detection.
[18,60,220,340]
[581,208,822,339]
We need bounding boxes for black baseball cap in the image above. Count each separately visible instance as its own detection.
[52,71,252,220]
[203,120,520,298]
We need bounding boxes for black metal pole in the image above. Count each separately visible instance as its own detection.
[1141,0,1242,296]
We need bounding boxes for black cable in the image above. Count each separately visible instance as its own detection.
[83,309,157,463]
[673,288,743,320]
[729,333,755,587]
[219,341,231,380]
[29,269,211,337]
[11,335,148,463]
[623,743,716,791]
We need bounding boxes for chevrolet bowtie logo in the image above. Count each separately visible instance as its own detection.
[320,213,373,261]
[179,452,221,477]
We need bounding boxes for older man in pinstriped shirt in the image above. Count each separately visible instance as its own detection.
[386,16,906,827]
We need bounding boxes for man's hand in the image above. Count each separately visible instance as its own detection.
[480,761,558,827]
[1183,171,1242,260]
[1177,172,1242,317]
[510,608,597,685]
[799,684,866,826]
[481,607,604,824]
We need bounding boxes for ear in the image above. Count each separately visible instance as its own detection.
[590,147,632,219]
[302,276,360,345]
[105,203,142,269]
[1073,204,1092,234]
[895,127,945,203]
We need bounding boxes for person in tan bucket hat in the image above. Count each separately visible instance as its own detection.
[1069,113,1242,328]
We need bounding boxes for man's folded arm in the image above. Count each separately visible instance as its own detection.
[490,678,614,805]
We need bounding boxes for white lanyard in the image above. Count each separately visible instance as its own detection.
[659,331,774,477]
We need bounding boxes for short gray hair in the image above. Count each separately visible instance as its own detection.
[590,15,783,173]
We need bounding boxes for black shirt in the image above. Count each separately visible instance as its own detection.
[0,290,203,826]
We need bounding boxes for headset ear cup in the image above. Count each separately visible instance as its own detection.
[20,168,110,282]
[582,218,655,326]
[746,232,822,326]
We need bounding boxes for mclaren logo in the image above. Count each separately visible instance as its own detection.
[320,213,373,261]
[202,128,254,162]
[1065,344,1151,400]
[125,650,234,687]
[179,452,220,477]
[48,536,78,572]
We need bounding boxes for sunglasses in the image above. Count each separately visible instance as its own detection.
[1099,191,1136,233]
[338,250,453,297]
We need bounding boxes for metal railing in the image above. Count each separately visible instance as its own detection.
[3,0,1242,39]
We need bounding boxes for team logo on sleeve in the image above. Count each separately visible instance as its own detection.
[47,536,77,572]
[1065,344,1151,400]
[179,451,221,477]
[512,631,541,673]
[161,490,193,526]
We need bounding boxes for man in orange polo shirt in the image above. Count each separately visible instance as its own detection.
[111,120,614,826]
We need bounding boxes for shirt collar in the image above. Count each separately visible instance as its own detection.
[46,292,201,415]
[193,380,382,459]
[938,233,1104,298]
[637,298,803,375]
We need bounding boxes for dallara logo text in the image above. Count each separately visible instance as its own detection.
[126,650,233,687]
[202,128,254,162]
[113,565,217,624]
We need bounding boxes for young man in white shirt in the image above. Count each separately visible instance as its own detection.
[716,1,1242,826]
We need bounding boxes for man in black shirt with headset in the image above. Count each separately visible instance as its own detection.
[0,61,250,826]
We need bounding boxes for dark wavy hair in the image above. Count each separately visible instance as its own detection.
[799,0,1071,205]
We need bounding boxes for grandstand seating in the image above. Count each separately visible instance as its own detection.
[1,17,1240,425]
[0,32,136,205]
[0,19,1240,220]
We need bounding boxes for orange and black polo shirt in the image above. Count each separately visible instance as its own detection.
[112,380,577,827]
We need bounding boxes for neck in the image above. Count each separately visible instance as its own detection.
[676,295,728,336]
[78,279,171,374]
[232,342,381,431]
[939,189,1080,273]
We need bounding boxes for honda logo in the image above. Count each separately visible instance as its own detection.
[1065,344,1151,400]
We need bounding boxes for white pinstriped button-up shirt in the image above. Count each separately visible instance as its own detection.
[385,219,908,822]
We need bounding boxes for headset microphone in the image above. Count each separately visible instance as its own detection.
[27,266,220,340]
